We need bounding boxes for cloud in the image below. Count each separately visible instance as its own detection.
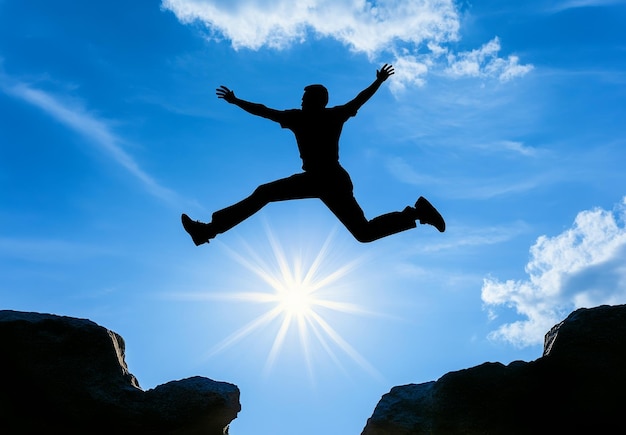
[385,156,441,186]
[162,0,460,52]
[471,140,542,157]
[482,197,626,347]
[161,0,533,89]
[387,54,429,93]
[497,140,540,157]
[546,0,624,13]
[0,74,180,204]
[420,221,531,253]
[0,236,111,263]
[444,37,534,82]
[386,155,549,200]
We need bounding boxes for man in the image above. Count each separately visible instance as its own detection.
[182,64,444,245]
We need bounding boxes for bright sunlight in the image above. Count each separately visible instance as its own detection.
[178,224,383,379]
[279,284,314,316]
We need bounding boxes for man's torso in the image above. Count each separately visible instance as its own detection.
[278,105,357,171]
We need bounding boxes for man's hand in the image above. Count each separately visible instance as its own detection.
[216,85,236,103]
[376,64,395,82]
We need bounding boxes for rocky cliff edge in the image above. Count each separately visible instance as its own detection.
[362,304,626,434]
[0,310,240,435]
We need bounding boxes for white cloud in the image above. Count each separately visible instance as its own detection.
[482,197,626,347]
[0,75,180,205]
[445,37,534,82]
[162,0,460,53]
[161,0,533,89]
[387,54,429,92]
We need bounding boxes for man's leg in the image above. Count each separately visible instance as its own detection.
[182,173,317,245]
[323,194,417,243]
[319,168,443,243]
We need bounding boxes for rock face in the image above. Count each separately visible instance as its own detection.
[0,310,240,434]
[362,304,626,435]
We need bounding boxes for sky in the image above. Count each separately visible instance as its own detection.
[1,0,625,433]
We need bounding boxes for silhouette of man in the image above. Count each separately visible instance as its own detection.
[182,64,444,245]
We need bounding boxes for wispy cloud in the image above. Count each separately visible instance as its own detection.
[385,155,549,200]
[420,221,531,253]
[0,73,180,205]
[482,197,626,347]
[0,236,111,263]
[470,140,543,158]
[459,177,545,200]
[161,0,533,89]
[385,156,442,187]
[546,0,624,13]
[496,140,541,157]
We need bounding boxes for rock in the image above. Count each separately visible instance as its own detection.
[0,310,240,434]
[362,304,626,435]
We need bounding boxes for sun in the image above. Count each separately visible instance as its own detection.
[278,284,314,316]
[194,224,382,379]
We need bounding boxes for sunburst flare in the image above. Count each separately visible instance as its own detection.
[194,225,383,379]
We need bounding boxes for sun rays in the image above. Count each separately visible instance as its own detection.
[191,225,383,379]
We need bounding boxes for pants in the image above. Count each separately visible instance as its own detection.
[211,165,416,243]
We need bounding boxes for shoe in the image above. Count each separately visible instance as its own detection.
[181,214,215,246]
[414,197,445,232]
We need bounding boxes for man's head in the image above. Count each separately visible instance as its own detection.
[302,84,328,110]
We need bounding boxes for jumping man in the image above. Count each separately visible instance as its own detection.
[182,64,445,245]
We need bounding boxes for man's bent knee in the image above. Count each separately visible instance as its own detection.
[349,228,377,243]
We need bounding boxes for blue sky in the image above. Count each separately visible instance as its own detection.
[1,0,625,433]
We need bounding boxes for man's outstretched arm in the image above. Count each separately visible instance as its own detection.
[216,86,282,121]
[345,64,394,111]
